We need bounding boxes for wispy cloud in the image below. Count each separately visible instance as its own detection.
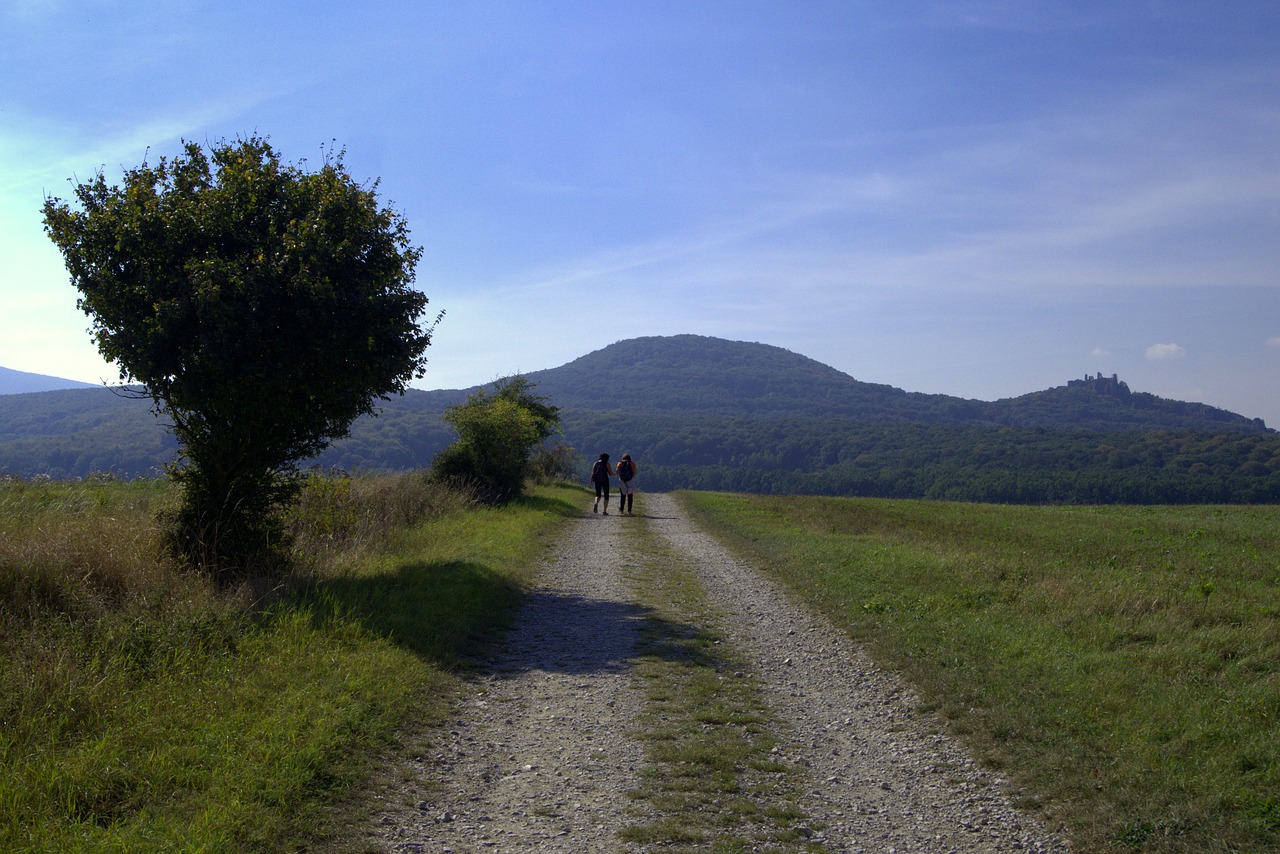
[1146,343,1186,361]
[1,86,304,199]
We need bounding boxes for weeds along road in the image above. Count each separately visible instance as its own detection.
[364,492,1071,853]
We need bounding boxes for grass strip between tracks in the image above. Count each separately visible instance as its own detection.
[617,516,831,852]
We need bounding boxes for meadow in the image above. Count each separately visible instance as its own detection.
[4,475,1277,852]
[680,492,1280,853]
[0,474,579,852]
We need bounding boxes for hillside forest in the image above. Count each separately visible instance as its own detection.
[2,336,1278,504]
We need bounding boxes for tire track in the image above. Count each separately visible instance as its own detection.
[644,492,1070,853]
[365,510,649,852]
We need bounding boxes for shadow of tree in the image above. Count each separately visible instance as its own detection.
[304,558,523,667]
[301,556,709,677]
[515,492,581,516]
[481,587,651,676]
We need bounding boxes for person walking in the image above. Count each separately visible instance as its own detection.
[615,452,638,516]
[589,452,616,515]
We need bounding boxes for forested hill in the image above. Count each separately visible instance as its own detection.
[3,335,1268,440]
[534,337,1279,503]
[2,336,1276,502]
[523,334,955,421]
[527,335,1270,433]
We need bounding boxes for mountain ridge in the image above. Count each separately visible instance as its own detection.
[522,334,953,422]
[2,335,1269,433]
[1,336,1274,497]
[526,335,1269,432]
[0,365,98,395]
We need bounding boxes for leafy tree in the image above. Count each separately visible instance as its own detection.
[431,376,560,503]
[42,136,438,579]
[528,442,580,485]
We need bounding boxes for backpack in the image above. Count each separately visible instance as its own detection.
[591,460,608,483]
[617,459,633,482]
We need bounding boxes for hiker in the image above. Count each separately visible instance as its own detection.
[589,452,616,515]
[615,452,638,516]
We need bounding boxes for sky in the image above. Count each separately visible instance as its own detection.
[3,1,1279,427]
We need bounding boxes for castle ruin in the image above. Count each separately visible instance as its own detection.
[1067,372,1131,397]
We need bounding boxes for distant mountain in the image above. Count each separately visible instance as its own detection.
[2,335,1276,502]
[0,387,176,478]
[0,366,98,395]
[528,335,1270,433]
[522,334,954,421]
[983,373,1269,433]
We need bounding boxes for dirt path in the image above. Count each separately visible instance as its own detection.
[364,492,1070,852]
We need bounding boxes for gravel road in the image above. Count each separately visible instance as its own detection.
[364,492,1071,853]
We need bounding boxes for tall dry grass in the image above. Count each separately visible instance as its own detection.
[287,469,477,569]
[0,471,509,851]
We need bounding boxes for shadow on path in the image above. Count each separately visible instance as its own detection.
[483,587,717,678]
[305,558,708,678]
[484,589,651,676]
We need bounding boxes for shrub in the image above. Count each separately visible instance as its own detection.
[430,376,562,503]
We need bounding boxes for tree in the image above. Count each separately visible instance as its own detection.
[42,136,439,579]
[431,376,561,503]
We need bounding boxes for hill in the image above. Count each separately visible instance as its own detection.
[527,335,1269,432]
[0,366,98,395]
[0,387,176,478]
[2,336,1277,502]
[522,335,956,421]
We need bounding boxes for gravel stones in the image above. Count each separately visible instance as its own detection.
[644,493,1070,853]
[362,492,1070,852]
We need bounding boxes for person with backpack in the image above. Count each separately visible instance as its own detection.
[589,452,616,515]
[615,452,638,516]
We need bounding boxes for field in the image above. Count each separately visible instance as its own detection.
[3,475,1277,851]
[680,491,1280,853]
[0,474,579,852]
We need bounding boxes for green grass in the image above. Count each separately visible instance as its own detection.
[0,474,580,852]
[678,491,1280,854]
[10,477,1275,851]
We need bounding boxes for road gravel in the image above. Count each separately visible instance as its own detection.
[363,492,1070,853]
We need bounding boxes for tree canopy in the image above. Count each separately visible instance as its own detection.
[42,136,438,575]
[430,376,560,503]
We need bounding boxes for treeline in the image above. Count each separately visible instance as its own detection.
[6,380,1279,505]
[0,387,460,480]
[566,414,1280,504]
[982,385,1269,434]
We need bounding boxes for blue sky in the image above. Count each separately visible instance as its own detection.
[3,2,1279,426]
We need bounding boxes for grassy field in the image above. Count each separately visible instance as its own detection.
[678,491,1280,853]
[0,474,579,852]
[6,478,1276,852]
